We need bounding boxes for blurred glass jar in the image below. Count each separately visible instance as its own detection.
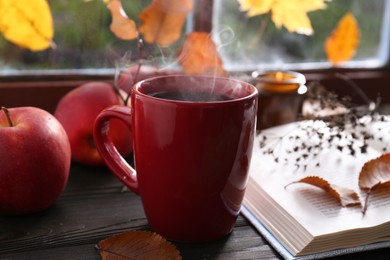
[254,71,307,131]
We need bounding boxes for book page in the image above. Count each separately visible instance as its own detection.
[246,117,390,238]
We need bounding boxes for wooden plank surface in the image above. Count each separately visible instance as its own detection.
[0,162,281,259]
[1,162,390,259]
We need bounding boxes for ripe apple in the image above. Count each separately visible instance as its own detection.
[117,64,181,93]
[54,81,132,166]
[0,106,71,215]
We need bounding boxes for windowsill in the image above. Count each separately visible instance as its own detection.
[0,68,389,114]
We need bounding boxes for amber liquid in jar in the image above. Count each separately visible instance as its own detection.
[255,71,307,131]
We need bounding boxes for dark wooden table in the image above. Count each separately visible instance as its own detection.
[1,161,390,259]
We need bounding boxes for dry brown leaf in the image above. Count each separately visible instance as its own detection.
[97,230,182,260]
[176,32,227,76]
[324,12,360,65]
[107,0,138,40]
[138,0,193,46]
[359,153,390,214]
[286,176,361,207]
[359,153,390,190]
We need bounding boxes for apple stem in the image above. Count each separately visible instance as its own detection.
[112,82,126,105]
[1,106,14,127]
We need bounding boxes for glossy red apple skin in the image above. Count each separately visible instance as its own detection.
[54,81,133,166]
[0,107,71,215]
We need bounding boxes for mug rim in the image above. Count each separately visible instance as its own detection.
[133,74,258,104]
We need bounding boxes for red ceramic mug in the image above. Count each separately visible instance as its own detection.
[93,75,258,242]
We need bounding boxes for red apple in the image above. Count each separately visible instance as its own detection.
[0,106,71,215]
[117,64,181,93]
[54,81,132,166]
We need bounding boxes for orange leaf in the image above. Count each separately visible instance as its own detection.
[286,176,361,207]
[325,12,360,65]
[139,0,193,46]
[107,0,138,40]
[97,230,182,260]
[359,153,390,214]
[176,32,227,76]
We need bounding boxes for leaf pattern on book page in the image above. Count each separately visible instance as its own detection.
[286,176,361,207]
[359,153,390,214]
[97,230,182,260]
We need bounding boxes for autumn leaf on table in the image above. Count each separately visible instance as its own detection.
[359,153,390,214]
[0,0,54,51]
[176,32,227,76]
[285,176,361,207]
[139,0,193,46]
[325,12,360,65]
[237,0,327,35]
[97,230,182,260]
[107,0,138,40]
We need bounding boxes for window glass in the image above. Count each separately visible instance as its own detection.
[212,0,390,72]
[0,0,164,75]
[1,0,389,75]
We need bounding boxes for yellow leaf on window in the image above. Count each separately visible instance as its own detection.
[238,0,274,17]
[0,0,54,51]
[176,32,227,76]
[107,0,138,41]
[237,0,327,35]
[324,12,360,65]
[139,0,193,46]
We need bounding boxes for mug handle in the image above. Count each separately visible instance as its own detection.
[93,105,139,194]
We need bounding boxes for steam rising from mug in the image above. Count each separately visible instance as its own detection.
[142,75,248,102]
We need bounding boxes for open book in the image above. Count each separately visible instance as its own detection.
[242,116,390,259]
